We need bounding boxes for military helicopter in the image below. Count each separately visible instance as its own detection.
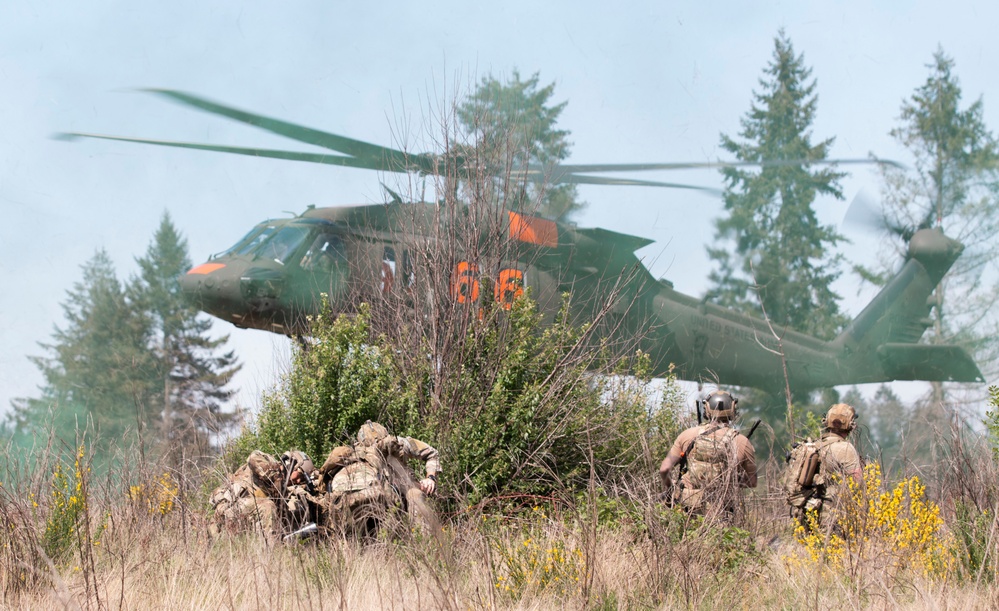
[60,90,985,394]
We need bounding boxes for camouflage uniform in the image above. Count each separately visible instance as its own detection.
[788,404,862,532]
[668,423,756,515]
[318,423,440,538]
[659,391,757,519]
[793,431,862,530]
[209,450,319,541]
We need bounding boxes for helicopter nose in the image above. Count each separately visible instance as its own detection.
[180,262,243,313]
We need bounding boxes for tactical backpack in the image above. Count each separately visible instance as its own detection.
[782,438,835,508]
[685,425,740,489]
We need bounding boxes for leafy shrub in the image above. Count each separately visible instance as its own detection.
[789,463,955,579]
[41,446,90,563]
[985,385,999,461]
[492,529,584,600]
[127,472,179,516]
[230,293,680,509]
[953,499,995,581]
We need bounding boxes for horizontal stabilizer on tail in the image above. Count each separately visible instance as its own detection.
[877,343,984,383]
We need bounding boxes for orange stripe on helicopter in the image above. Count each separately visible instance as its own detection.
[507,211,558,247]
[187,263,226,275]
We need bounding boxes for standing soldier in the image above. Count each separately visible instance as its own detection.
[783,403,862,531]
[658,390,757,519]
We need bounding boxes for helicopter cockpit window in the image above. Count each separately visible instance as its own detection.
[212,224,273,258]
[299,234,346,272]
[233,225,279,256]
[252,225,311,264]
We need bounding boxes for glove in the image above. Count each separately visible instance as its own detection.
[419,474,437,495]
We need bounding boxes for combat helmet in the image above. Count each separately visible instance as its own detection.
[702,390,738,421]
[357,421,390,446]
[823,403,857,433]
[280,450,315,479]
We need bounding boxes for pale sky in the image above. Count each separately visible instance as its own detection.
[2,1,997,418]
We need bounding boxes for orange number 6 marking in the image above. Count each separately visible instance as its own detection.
[451,261,480,303]
[495,269,524,309]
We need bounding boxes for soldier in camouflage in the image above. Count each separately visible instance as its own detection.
[789,403,863,531]
[658,390,757,518]
[208,449,319,541]
[317,421,440,538]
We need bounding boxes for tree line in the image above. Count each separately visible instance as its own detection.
[4,214,240,468]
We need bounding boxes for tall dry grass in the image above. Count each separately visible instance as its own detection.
[4,434,999,610]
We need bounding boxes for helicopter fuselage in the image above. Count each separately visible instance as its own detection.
[179,203,983,394]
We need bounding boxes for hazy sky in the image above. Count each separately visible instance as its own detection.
[2,1,997,418]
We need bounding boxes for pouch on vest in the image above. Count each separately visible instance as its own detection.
[783,440,823,505]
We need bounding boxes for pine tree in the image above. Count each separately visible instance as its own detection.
[10,250,160,456]
[457,71,581,218]
[876,49,999,408]
[131,213,241,462]
[708,31,847,341]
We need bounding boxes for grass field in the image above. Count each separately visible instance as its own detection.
[3,440,999,610]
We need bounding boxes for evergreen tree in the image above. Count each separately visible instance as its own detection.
[131,213,241,462]
[457,71,581,219]
[875,50,999,409]
[708,31,847,341]
[10,250,160,457]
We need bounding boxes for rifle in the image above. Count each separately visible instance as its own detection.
[283,522,319,542]
[744,418,762,440]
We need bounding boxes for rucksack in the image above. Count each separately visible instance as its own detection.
[783,438,834,508]
[685,425,740,489]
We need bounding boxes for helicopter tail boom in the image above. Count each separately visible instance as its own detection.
[829,227,984,385]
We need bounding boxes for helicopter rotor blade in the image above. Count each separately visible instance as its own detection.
[843,188,939,242]
[55,132,406,171]
[543,172,723,194]
[137,91,910,179]
[547,157,905,175]
[843,188,885,234]
[60,90,905,196]
[141,89,440,174]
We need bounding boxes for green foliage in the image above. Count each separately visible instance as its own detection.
[874,50,999,384]
[11,250,160,458]
[953,499,996,581]
[253,302,400,461]
[985,385,999,461]
[841,385,909,470]
[491,528,583,600]
[236,292,678,509]
[9,216,238,466]
[40,447,89,563]
[790,404,824,442]
[642,505,761,573]
[131,213,241,460]
[708,30,847,342]
[704,525,759,573]
[458,70,581,219]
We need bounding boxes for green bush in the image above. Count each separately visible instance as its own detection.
[229,293,681,509]
[985,385,999,461]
